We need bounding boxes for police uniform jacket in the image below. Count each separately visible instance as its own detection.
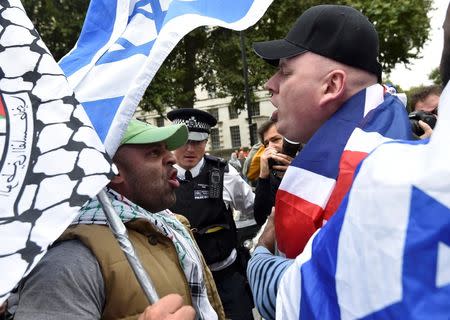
[171,156,254,270]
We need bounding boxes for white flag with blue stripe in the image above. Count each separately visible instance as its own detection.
[59,0,273,156]
[276,83,450,319]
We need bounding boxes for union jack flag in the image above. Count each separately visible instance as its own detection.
[275,84,412,258]
[276,82,450,320]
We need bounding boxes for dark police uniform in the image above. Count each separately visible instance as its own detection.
[168,108,255,320]
[171,156,236,265]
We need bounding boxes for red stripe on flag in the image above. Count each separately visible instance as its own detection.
[0,96,5,118]
[275,190,324,258]
[324,150,368,220]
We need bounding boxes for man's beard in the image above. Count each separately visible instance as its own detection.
[131,173,175,212]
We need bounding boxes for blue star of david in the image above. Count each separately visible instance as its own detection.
[360,186,450,319]
[98,0,164,65]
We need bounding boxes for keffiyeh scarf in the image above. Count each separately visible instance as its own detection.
[75,189,217,320]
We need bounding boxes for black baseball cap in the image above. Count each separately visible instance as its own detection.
[253,5,382,82]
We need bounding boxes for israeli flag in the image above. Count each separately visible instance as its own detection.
[60,0,273,156]
[276,83,450,319]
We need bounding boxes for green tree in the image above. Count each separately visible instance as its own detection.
[140,29,208,115]
[23,0,434,114]
[428,67,442,85]
[22,0,89,60]
[144,0,434,113]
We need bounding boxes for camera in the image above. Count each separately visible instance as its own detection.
[408,111,437,136]
[268,138,302,169]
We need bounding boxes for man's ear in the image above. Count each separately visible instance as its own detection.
[108,167,125,190]
[318,69,346,107]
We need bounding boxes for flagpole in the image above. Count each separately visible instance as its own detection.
[97,189,159,304]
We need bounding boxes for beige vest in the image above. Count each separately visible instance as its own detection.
[60,216,224,320]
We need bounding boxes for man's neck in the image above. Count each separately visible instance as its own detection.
[175,157,205,179]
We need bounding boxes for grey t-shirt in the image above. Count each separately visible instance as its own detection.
[14,240,105,320]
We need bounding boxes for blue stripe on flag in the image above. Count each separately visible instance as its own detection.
[359,94,412,140]
[295,89,366,179]
[82,96,123,142]
[165,0,257,24]
[59,0,118,76]
[299,196,348,319]
[359,187,450,319]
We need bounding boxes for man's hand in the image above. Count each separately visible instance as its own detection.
[138,294,195,320]
[418,120,433,139]
[257,210,276,254]
[259,147,293,179]
[259,146,278,178]
[271,153,293,173]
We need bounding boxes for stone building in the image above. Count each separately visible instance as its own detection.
[135,89,275,155]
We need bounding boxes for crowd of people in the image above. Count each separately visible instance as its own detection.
[2,2,450,320]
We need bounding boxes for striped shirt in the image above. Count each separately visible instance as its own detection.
[247,246,293,319]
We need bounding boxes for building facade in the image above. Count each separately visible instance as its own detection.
[135,89,275,154]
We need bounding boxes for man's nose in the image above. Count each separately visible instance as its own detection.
[267,142,279,152]
[165,150,176,166]
[264,74,279,96]
[186,143,195,152]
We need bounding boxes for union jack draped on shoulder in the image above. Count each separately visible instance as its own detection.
[277,83,450,320]
[275,84,412,258]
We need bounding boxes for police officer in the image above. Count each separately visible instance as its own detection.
[167,108,255,320]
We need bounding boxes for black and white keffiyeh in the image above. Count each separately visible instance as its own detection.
[75,189,217,320]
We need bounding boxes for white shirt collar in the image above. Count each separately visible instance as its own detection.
[175,157,205,180]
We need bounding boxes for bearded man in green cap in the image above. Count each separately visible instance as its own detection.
[13,120,224,320]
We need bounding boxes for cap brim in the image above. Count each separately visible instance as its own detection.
[124,123,188,151]
[188,131,209,141]
[253,39,308,66]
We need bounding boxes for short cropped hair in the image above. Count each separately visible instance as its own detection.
[257,120,276,144]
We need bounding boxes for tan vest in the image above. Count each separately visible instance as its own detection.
[60,216,224,320]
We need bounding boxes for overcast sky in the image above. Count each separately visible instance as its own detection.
[388,0,448,89]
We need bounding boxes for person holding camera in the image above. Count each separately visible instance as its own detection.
[167,108,255,320]
[254,120,299,226]
[408,85,442,139]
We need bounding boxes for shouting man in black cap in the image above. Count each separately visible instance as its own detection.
[246,5,413,319]
[167,108,255,320]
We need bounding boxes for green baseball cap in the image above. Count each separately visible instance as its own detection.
[120,119,188,151]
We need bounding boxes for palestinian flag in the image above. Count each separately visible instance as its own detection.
[0,96,6,163]
[0,1,115,305]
